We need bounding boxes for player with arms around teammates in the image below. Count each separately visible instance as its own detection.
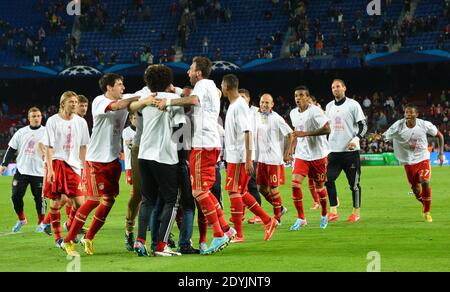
[64,74,138,256]
[154,57,235,255]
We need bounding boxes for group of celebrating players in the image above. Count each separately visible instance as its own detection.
[1,56,445,257]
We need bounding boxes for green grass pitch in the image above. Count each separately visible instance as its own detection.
[0,166,449,272]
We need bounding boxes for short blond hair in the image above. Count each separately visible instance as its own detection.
[59,91,78,114]
[28,107,41,115]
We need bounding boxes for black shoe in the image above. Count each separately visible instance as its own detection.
[167,233,176,249]
[125,232,134,251]
[43,224,52,236]
[178,245,200,254]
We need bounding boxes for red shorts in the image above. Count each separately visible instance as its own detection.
[404,159,431,187]
[293,157,328,184]
[189,148,220,191]
[43,160,83,200]
[85,159,122,198]
[126,169,133,185]
[225,162,251,193]
[256,163,285,187]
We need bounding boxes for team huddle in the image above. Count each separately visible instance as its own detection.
[1,57,445,257]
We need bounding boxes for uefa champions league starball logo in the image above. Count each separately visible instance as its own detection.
[211,61,240,72]
[59,66,102,76]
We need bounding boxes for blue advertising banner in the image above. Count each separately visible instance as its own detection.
[430,152,450,166]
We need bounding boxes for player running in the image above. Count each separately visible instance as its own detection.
[382,104,444,222]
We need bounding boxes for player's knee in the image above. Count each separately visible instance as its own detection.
[421,180,430,190]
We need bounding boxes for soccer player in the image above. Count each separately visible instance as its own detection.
[133,64,185,257]
[239,88,264,224]
[382,104,444,222]
[154,57,235,255]
[122,113,136,187]
[64,74,138,256]
[1,107,46,233]
[77,95,89,118]
[255,93,293,225]
[42,91,90,248]
[325,79,367,222]
[289,86,330,230]
[222,74,278,242]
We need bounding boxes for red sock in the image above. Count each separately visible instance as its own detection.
[66,206,77,228]
[136,237,146,244]
[195,191,223,238]
[65,199,99,243]
[317,188,328,216]
[197,206,208,244]
[229,192,244,237]
[308,178,319,203]
[242,192,271,224]
[17,211,26,221]
[49,207,62,240]
[271,191,283,221]
[37,212,45,225]
[292,187,305,219]
[43,213,51,224]
[422,188,431,213]
[210,195,230,232]
[156,240,166,252]
[86,198,115,240]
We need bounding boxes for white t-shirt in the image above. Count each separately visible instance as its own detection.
[248,106,259,161]
[42,114,90,175]
[138,92,186,165]
[224,97,254,163]
[325,97,365,152]
[384,118,438,165]
[132,86,152,146]
[290,104,330,161]
[255,111,293,165]
[8,125,46,177]
[191,79,221,149]
[86,94,130,163]
[122,126,136,170]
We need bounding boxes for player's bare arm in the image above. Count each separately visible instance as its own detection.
[436,131,445,166]
[244,130,254,176]
[284,133,295,162]
[111,96,140,111]
[153,95,199,110]
[128,94,157,113]
[294,122,331,138]
[45,146,55,183]
[347,120,367,150]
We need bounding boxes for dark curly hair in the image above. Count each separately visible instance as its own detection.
[143,64,173,92]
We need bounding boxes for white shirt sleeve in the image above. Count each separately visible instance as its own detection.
[424,121,438,137]
[313,106,330,128]
[93,96,115,117]
[353,101,366,123]
[236,102,251,133]
[383,121,399,142]
[43,118,55,147]
[277,115,293,136]
[191,82,205,106]
[8,131,19,150]
[80,119,90,146]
